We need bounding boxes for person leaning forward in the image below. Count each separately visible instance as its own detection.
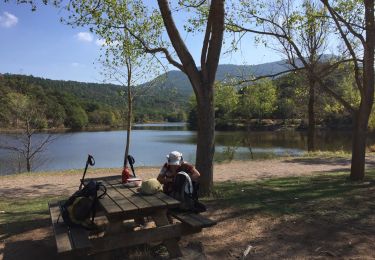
[157,151,200,195]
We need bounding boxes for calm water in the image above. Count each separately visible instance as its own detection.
[0,123,371,175]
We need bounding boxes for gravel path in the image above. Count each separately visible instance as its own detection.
[2,156,375,199]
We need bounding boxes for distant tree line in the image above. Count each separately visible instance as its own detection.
[0,74,188,130]
[188,65,374,131]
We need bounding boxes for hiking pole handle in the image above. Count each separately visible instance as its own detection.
[79,154,95,190]
[127,155,136,177]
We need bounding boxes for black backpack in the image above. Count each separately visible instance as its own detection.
[60,180,106,229]
[170,172,206,213]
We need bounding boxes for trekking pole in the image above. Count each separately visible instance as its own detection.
[79,154,95,190]
[127,155,136,177]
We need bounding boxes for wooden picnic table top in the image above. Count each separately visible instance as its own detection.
[86,176,180,221]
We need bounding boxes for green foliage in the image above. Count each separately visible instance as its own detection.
[64,105,88,129]
[3,92,48,129]
[274,72,305,119]
[214,82,239,127]
[239,79,277,121]
[186,67,361,130]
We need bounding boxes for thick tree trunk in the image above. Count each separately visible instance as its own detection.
[195,84,215,195]
[307,78,316,152]
[350,0,375,181]
[157,0,223,195]
[350,105,371,180]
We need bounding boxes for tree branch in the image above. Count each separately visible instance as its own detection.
[205,0,225,84]
[321,0,363,93]
[231,66,306,85]
[157,0,200,87]
[200,3,212,80]
[322,0,365,44]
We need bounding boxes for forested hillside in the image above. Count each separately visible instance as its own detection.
[0,61,295,130]
[0,74,188,129]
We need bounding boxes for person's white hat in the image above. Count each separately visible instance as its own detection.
[167,151,183,165]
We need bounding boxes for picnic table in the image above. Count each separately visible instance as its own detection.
[48,175,216,259]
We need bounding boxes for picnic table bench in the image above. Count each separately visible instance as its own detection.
[48,175,216,259]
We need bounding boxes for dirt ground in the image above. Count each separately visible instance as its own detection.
[1,156,375,259]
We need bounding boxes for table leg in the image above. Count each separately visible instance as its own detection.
[152,209,182,258]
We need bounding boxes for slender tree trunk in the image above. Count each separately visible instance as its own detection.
[123,86,132,169]
[195,83,215,195]
[307,78,316,152]
[350,0,375,181]
[26,120,31,172]
[26,158,31,172]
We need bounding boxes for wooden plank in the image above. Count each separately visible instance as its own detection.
[104,178,122,186]
[169,212,203,228]
[153,192,180,208]
[188,214,217,228]
[170,211,216,228]
[129,188,167,208]
[107,181,152,210]
[86,175,121,184]
[69,227,92,250]
[98,192,123,214]
[90,223,183,255]
[101,177,178,208]
[48,202,73,253]
[106,179,164,209]
[102,180,138,212]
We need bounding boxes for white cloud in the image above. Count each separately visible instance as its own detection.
[71,62,80,67]
[0,12,18,28]
[76,32,93,42]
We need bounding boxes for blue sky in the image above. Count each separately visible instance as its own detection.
[0,2,280,83]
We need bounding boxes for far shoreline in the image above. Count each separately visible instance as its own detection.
[0,120,355,134]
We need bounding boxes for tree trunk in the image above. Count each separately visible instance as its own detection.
[26,158,31,172]
[26,122,31,172]
[350,105,371,180]
[307,78,316,152]
[195,83,215,195]
[123,91,132,168]
[350,0,375,181]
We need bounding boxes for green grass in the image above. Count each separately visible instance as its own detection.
[207,170,375,219]
[0,196,64,225]
[0,195,64,240]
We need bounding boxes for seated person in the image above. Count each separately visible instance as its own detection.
[157,151,200,195]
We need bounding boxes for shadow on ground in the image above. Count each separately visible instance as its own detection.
[197,172,375,259]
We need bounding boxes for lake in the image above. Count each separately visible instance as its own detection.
[0,123,371,175]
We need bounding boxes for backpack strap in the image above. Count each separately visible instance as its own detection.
[90,182,107,222]
[176,171,193,195]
